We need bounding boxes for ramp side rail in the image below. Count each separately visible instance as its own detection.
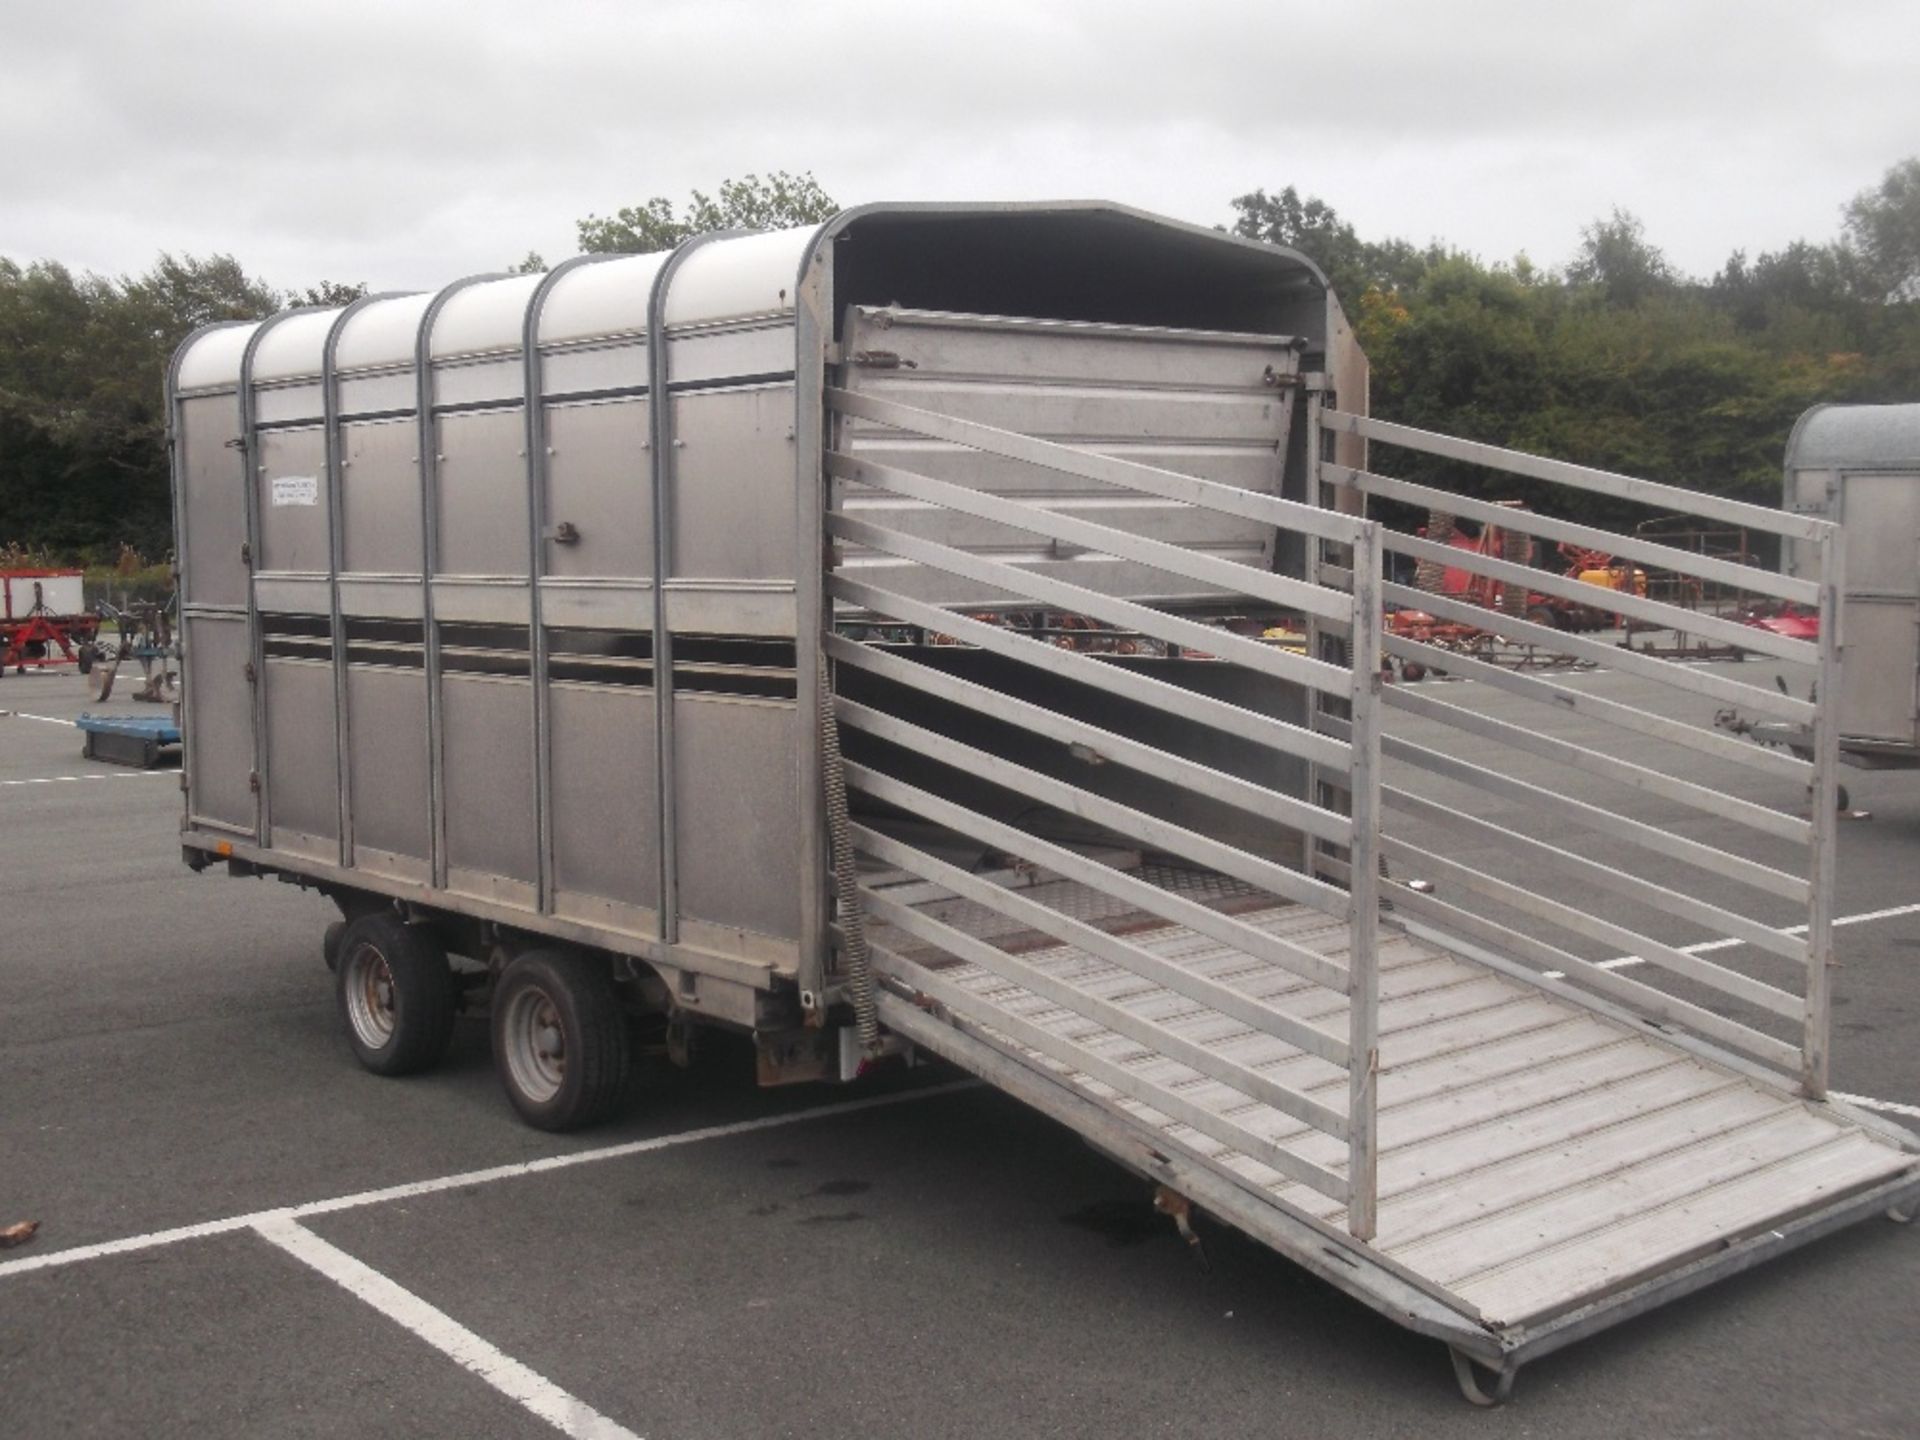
[823,387,1389,1237]
[1313,407,1843,1099]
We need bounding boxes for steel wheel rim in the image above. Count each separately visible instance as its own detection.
[343,944,397,1048]
[503,986,565,1103]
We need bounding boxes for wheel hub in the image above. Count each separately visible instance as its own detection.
[503,989,567,1103]
[343,946,397,1047]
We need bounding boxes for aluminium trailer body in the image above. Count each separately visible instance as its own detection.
[1756,403,1920,774]
[168,205,1356,1056]
[168,203,1918,1400]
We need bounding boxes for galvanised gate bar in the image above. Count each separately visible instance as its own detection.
[169,202,1918,1401]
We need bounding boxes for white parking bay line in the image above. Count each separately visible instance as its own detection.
[0,710,82,726]
[1,770,173,787]
[256,1216,640,1440]
[0,1081,975,1280]
[1532,901,1920,1118]
[1590,900,1920,974]
[1533,900,1920,980]
[1833,1092,1920,1120]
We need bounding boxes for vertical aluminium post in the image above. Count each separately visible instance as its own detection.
[1345,520,1384,1241]
[1306,376,1381,1237]
[523,257,615,916]
[322,294,403,871]
[645,231,745,949]
[791,233,835,1020]
[1802,520,1844,1098]
[166,322,250,837]
[237,307,325,848]
[414,276,506,890]
[1302,381,1330,883]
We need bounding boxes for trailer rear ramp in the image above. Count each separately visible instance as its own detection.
[822,336,1920,1400]
[862,863,1916,1393]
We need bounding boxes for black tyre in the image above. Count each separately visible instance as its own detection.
[1805,782,1853,812]
[322,920,347,971]
[491,949,630,1131]
[334,912,458,1076]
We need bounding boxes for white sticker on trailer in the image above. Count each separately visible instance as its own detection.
[271,475,319,507]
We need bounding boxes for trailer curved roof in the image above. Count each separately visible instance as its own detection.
[332,292,434,371]
[173,321,262,390]
[537,251,668,345]
[1787,402,1920,473]
[428,272,546,359]
[170,202,1332,389]
[803,197,1329,291]
[250,309,340,381]
[661,226,815,328]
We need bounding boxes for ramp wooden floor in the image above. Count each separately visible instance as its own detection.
[868,866,1919,1330]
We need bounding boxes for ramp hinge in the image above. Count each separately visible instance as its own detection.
[248,771,260,793]
[849,350,916,370]
[244,661,256,684]
[239,541,252,566]
[1152,1186,1211,1273]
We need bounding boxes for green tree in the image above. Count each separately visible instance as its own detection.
[1230,186,1911,525]
[1565,209,1677,308]
[122,252,280,332]
[1230,186,1367,295]
[294,280,370,307]
[1711,242,1858,334]
[1228,186,1444,303]
[1842,156,1920,302]
[0,253,282,557]
[576,171,838,254]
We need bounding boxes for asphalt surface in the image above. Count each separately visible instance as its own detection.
[2,664,1917,1439]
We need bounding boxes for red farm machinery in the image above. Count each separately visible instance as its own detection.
[1,569,100,677]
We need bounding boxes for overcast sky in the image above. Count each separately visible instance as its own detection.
[4,0,1916,295]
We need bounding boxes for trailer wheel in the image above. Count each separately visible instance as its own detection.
[322,920,347,972]
[492,950,629,1131]
[334,913,458,1076]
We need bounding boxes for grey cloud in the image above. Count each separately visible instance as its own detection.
[2,0,1915,293]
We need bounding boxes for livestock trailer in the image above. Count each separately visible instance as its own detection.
[1768,403,1920,772]
[168,202,1918,1400]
